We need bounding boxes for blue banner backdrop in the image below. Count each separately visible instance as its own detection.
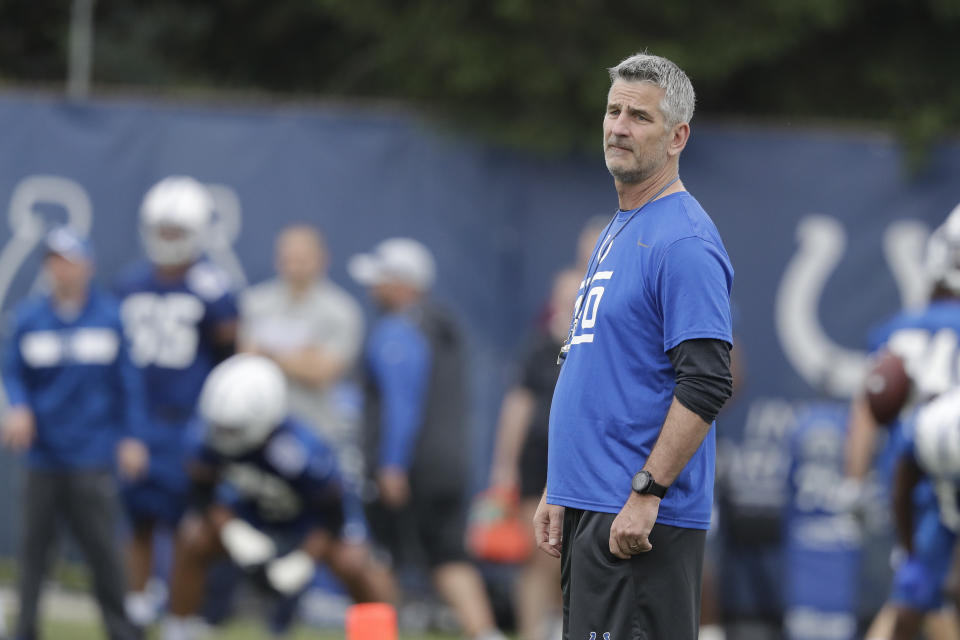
[0,94,959,587]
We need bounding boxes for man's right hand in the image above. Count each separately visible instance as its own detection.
[2,406,35,452]
[533,491,564,558]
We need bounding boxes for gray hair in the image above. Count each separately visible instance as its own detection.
[608,53,695,127]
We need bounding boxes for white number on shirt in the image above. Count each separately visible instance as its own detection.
[121,292,205,369]
[887,327,960,400]
[570,271,614,346]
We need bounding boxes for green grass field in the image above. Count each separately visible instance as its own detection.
[35,619,470,639]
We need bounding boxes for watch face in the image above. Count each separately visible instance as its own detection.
[632,471,650,493]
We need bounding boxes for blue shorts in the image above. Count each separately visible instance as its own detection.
[890,507,956,611]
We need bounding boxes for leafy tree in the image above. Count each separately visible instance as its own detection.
[1,0,957,163]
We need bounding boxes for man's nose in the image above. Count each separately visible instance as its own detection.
[609,112,630,137]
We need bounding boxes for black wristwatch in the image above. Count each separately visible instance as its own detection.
[631,470,668,498]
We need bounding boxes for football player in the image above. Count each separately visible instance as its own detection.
[843,203,960,640]
[163,354,393,639]
[890,388,960,640]
[115,176,238,625]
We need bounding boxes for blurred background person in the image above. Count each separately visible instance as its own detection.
[350,237,507,640]
[842,203,960,640]
[115,175,239,626]
[164,354,392,640]
[1,227,148,640]
[486,268,579,640]
[572,216,610,274]
[888,388,960,640]
[240,224,364,450]
[239,222,395,608]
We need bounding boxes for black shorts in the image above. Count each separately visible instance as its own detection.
[561,508,705,640]
[367,490,469,569]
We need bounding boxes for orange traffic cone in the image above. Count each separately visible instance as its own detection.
[346,602,398,640]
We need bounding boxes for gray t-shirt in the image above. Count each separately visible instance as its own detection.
[240,278,364,446]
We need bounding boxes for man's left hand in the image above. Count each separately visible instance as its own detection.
[609,492,660,559]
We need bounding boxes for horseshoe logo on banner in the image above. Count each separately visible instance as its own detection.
[0,175,93,315]
[775,214,930,398]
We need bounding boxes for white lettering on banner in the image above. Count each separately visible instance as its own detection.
[785,607,856,640]
[121,292,205,369]
[776,215,932,398]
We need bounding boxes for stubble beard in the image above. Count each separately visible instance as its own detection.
[605,141,670,185]
[605,152,656,184]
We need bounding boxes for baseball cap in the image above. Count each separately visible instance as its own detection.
[348,238,436,291]
[44,227,93,263]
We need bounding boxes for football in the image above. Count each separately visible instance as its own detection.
[863,350,911,425]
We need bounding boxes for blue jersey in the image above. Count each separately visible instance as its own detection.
[1,288,148,469]
[868,300,960,400]
[115,260,237,427]
[866,301,960,495]
[192,418,345,531]
[547,192,733,528]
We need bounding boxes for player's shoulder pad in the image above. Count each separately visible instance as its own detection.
[264,428,311,478]
[185,261,233,302]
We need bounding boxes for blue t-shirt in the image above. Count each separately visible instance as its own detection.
[115,259,237,432]
[547,191,733,529]
[2,288,149,469]
[191,417,345,532]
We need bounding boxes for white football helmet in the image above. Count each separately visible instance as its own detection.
[913,387,960,478]
[924,203,960,296]
[139,176,214,267]
[199,354,287,456]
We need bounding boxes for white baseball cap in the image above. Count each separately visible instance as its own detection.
[348,238,436,291]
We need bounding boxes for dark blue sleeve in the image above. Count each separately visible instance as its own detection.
[1,311,29,407]
[657,237,734,352]
[366,318,431,471]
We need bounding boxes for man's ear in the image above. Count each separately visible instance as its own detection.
[668,122,690,157]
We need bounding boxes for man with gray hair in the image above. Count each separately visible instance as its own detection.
[534,53,734,639]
